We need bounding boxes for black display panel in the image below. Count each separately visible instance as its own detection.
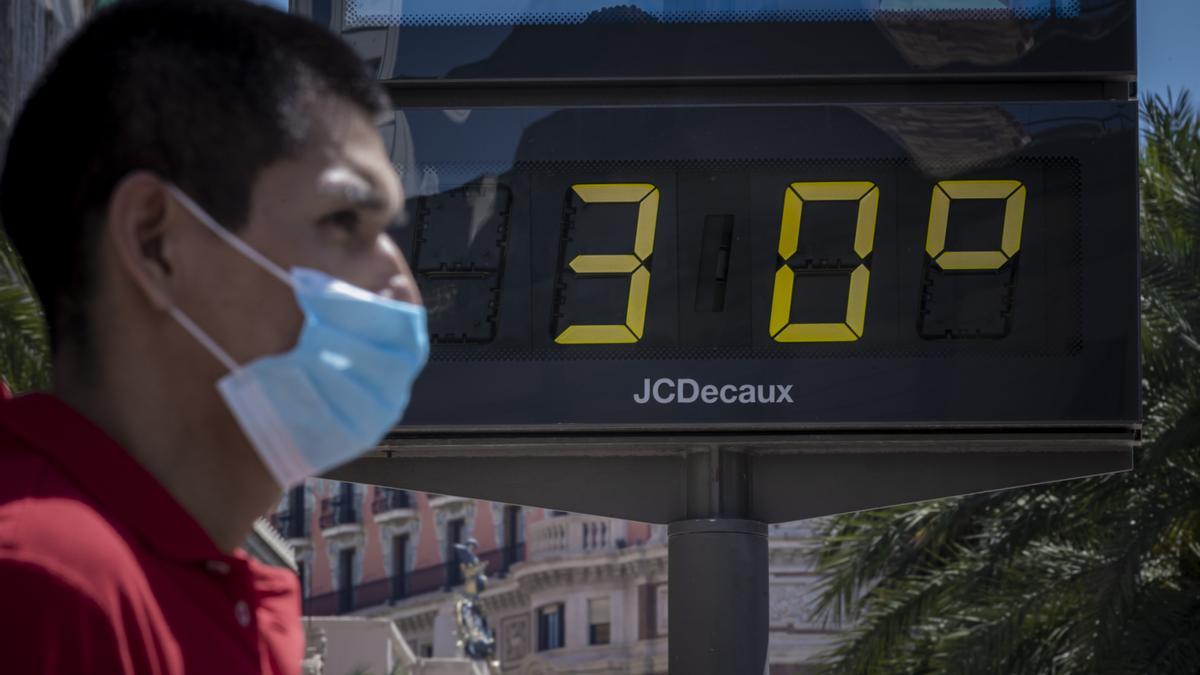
[321,0,1135,82]
[381,101,1138,432]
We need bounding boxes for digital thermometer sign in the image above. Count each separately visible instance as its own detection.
[383,102,1137,432]
[288,0,1140,445]
[303,11,1138,649]
[304,0,1138,594]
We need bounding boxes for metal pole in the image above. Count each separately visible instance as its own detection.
[668,518,768,675]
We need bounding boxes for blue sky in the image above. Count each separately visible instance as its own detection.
[1139,0,1200,102]
[260,0,1197,100]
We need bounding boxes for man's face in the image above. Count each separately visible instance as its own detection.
[170,96,420,367]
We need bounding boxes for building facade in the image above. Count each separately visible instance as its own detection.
[275,480,836,674]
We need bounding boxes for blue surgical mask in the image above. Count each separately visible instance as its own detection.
[165,185,429,488]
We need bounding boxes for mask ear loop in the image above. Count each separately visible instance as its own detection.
[164,184,293,287]
[169,306,239,373]
[162,183,291,373]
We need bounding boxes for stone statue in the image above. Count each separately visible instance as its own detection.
[453,538,498,667]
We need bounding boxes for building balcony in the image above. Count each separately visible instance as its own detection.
[371,488,416,525]
[426,493,472,509]
[528,514,628,562]
[319,495,362,539]
[269,507,311,544]
[302,544,525,616]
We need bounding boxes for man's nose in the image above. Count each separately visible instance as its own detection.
[374,234,422,305]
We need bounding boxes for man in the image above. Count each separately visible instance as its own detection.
[0,1,427,673]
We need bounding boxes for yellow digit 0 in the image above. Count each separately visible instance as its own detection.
[925,180,1026,270]
[769,181,879,342]
[555,183,660,344]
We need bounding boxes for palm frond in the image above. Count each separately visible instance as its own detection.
[810,90,1200,675]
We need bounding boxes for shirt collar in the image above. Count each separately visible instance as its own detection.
[0,393,228,564]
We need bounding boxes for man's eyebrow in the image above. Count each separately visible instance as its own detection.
[315,167,391,212]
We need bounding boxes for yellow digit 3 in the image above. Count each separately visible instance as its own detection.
[555,183,660,344]
[769,181,880,342]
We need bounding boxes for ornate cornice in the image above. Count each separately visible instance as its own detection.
[373,507,418,527]
[321,522,365,542]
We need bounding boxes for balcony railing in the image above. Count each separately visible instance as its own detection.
[269,507,311,540]
[302,544,525,616]
[319,495,360,530]
[527,514,627,562]
[371,488,412,514]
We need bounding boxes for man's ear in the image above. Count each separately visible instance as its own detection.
[105,171,179,312]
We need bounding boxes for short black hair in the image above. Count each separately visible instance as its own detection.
[0,0,387,353]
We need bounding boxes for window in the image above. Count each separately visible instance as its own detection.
[588,597,611,645]
[503,505,525,568]
[537,603,565,651]
[656,585,669,636]
[391,534,409,601]
[288,485,305,515]
[337,548,356,613]
[337,482,358,524]
[297,560,307,599]
[284,485,307,538]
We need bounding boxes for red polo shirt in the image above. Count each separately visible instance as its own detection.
[0,393,303,674]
